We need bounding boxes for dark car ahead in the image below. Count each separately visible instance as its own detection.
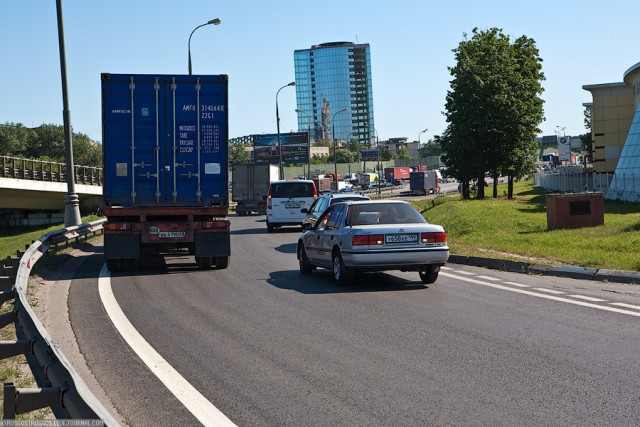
[300,192,370,227]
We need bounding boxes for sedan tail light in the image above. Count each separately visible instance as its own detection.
[421,232,447,243]
[352,234,384,246]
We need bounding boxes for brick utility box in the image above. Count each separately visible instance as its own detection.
[546,193,604,230]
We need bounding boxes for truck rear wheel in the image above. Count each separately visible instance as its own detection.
[196,256,213,269]
[215,256,230,269]
[106,258,120,272]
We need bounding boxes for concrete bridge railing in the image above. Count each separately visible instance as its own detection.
[1,156,102,186]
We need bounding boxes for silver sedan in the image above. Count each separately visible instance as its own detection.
[297,200,449,285]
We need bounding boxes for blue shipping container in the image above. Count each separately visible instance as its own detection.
[101,73,228,208]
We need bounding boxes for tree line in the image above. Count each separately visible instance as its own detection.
[0,122,101,168]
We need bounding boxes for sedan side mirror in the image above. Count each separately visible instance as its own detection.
[302,223,312,231]
[301,208,309,214]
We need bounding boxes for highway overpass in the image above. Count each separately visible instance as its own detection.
[1,156,102,225]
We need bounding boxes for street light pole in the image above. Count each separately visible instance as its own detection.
[296,109,312,179]
[418,128,428,167]
[188,18,221,75]
[332,108,349,182]
[276,82,295,180]
[56,0,81,227]
[418,128,428,145]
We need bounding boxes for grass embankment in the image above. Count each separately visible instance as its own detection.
[0,216,100,419]
[412,179,640,272]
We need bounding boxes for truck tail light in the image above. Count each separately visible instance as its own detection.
[352,234,384,246]
[105,222,132,232]
[421,232,447,243]
[201,220,229,230]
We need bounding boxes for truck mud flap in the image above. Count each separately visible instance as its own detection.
[195,232,230,257]
[104,234,140,259]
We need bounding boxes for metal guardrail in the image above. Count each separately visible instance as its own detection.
[0,155,103,186]
[0,218,118,424]
[533,171,612,196]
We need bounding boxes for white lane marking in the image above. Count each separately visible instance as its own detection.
[569,295,607,302]
[476,275,501,281]
[440,271,640,317]
[98,265,236,427]
[610,303,640,311]
[504,281,531,288]
[456,271,477,276]
[533,288,565,295]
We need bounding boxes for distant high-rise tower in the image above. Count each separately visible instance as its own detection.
[294,42,375,147]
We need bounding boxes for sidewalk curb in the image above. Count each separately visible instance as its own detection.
[447,254,640,285]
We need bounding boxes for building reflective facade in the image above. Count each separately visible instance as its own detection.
[294,42,375,147]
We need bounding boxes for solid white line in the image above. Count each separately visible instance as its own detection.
[503,281,531,288]
[440,271,640,317]
[568,295,607,302]
[456,271,477,276]
[533,288,565,295]
[476,275,502,281]
[610,302,640,311]
[98,265,236,427]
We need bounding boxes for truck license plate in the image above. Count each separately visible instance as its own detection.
[158,231,186,239]
[385,234,418,244]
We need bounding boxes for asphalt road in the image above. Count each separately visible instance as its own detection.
[65,215,640,426]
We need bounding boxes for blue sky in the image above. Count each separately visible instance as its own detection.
[1,1,638,144]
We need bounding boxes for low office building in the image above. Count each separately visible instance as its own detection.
[583,61,640,202]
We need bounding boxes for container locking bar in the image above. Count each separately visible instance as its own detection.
[129,77,137,203]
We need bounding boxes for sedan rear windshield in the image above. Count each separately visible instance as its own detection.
[271,182,315,198]
[347,203,427,225]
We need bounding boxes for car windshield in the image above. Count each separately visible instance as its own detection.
[347,203,427,226]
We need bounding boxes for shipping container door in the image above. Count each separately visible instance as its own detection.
[166,76,228,206]
[102,74,162,206]
[102,74,228,207]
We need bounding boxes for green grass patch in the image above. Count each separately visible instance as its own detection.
[0,216,101,261]
[413,179,640,271]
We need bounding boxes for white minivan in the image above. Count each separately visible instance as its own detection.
[266,180,317,232]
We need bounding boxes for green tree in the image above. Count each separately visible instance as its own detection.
[229,143,251,168]
[580,107,593,163]
[442,28,544,199]
[0,122,33,156]
[396,146,410,160]
[379,146,397,161]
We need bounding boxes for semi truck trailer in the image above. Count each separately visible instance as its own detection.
[232,164,279,215]
[101,73,231,271]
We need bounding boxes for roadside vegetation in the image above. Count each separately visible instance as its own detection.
[0,216,100,419]
[412,179,640,272]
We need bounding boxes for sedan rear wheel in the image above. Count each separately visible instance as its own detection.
[419,266,439,284]
[332,251,351,286]
[298,244,313,274]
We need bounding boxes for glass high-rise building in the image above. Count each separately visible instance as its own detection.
[294,42,375,147]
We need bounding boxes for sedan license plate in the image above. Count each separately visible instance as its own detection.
[385,233,418,244]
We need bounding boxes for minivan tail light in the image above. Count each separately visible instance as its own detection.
[352,234,384,246]
[421,231,447,243]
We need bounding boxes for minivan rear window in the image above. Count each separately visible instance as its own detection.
[270,182,315,198]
